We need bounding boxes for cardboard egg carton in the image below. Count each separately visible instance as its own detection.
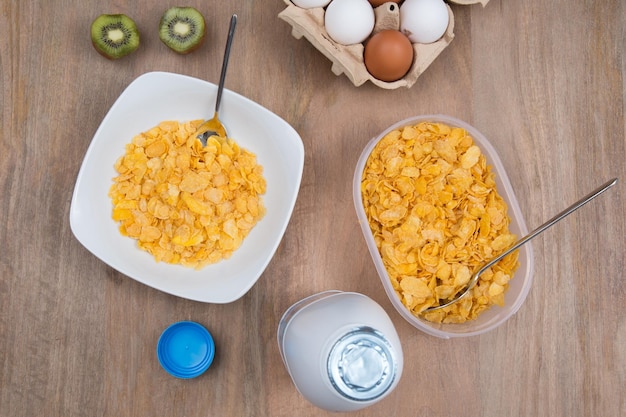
[278,0,489,89]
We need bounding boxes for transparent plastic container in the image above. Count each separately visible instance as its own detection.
[353,115,534,338]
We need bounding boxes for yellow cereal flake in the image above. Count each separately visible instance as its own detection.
[361,122,519,323]
[109,120,266,269]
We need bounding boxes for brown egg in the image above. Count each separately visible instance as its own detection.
[363,30,414,82]
[368,0,400,6]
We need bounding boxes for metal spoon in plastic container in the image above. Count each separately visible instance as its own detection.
[196,14,237,146]
[423,177,618,313]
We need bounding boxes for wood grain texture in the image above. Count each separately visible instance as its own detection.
[1,1,624,416]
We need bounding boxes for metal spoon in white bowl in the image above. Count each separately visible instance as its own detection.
[196,14,237,146]
[423,177,618,313]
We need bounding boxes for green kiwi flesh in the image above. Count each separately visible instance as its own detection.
[159,7,206,54]
[91,14,140,60]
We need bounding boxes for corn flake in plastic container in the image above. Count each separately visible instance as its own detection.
[353,115,533,338]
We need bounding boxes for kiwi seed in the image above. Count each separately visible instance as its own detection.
[91,14,140,60]
[159,7,206,54]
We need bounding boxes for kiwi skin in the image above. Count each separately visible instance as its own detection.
[158,7,206,54]
[91,14,140,60]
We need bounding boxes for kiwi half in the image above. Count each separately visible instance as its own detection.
[159,7,206,54]
[91,14,140,60]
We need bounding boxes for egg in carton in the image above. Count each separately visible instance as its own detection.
[278,0,489,89]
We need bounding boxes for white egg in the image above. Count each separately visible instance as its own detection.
[292,0,332,8]
[400,0,449,44]
[324,0,375,45]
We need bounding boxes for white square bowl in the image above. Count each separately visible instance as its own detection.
[70,72,305,303]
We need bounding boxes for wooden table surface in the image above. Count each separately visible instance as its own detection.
[1,1,624,416]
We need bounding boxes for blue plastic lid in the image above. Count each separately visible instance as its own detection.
[157,321,215,379]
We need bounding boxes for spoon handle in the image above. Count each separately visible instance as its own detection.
[424,178,618,313]
[215,14,238,115]
[477,177,618,277]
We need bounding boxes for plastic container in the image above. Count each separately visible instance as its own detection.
[353,115,534,338]
[277,291,403,412]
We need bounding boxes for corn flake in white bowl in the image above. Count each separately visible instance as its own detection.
[70,71,305,303]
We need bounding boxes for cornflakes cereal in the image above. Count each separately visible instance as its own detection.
[109,120,266,269]
[361,122,519,323]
